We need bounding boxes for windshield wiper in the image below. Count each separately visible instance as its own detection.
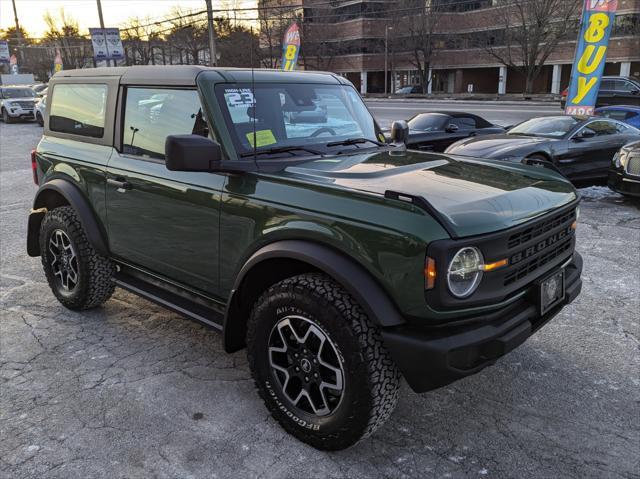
[240,146,323,158]
[326,137,386,148]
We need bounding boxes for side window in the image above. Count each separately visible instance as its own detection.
[615,122,630,133]
[599,80,613,91]
[601,110,628,121]
[49,84,107,138]
[615,80,635,92]
[450,117,476,129]
[122,88,207,160]
[586,120,617,136]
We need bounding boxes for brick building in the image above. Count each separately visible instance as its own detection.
[259,0,640,95]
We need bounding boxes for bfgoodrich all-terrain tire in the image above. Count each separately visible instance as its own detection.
[39,206,115,310]
[247,273,400,450]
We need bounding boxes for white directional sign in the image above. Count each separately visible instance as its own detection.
[89,28,124,60]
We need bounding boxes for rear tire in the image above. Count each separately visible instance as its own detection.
[247,273,400,450]
[36,112,44,127]
[39,206,115,310]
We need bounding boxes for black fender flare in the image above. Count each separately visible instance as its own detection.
[223,240,406,352]
[27,179,109,257]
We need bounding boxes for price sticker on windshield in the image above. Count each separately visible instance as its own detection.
[225,88,255,108]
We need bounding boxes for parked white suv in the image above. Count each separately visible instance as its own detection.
[0,86,37,123]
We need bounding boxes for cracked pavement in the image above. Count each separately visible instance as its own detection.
[1,122,639,478]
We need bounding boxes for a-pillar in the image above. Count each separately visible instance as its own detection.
[551,64,562,94]
[498,66,507,95]
[360,71,368,94]
[620,62,631,77]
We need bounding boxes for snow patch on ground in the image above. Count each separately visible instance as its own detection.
[578,186,621,201]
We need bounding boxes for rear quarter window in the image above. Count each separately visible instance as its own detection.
[49,84,107,138]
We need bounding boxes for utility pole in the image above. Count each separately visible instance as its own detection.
[11,0,22,64]
[11,0,21,36]
[96,0,111,66]
[204,0,217,66]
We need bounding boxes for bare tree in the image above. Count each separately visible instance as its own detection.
[121,16,161,65]
[214,17,259,68]
[165,7,208,64]
[393,0,444,94]
[43,9,92,70]
[484,0,581,94]
[299,5,340,71]
[257,0,296,68]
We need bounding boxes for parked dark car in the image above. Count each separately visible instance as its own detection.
[384,112,505,152]
[608,140,640,197]
[396,85,423,94]
[445,115,640,181]
[595,105,640,129]
[561,76,640,109]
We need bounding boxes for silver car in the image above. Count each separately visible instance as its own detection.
[0,86,37,123]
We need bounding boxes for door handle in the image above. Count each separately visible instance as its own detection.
[107,177,132,191]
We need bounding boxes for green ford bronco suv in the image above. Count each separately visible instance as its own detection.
[28,66,582,450]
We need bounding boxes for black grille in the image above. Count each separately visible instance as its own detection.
[507,209,575,249]
[627,155,640,177]
[504,236,572,285]
[16,101,34,109]
[425,202,577,310]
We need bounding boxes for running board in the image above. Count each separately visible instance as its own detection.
[114,274,224,331]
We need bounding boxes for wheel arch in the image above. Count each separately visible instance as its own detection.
[27,179,108,257]
[223,240,406,353]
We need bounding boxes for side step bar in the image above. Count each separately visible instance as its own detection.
[114,273,224,331]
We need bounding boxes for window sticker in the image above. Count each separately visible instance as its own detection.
[224,88,255,108]
[246,129,277,148]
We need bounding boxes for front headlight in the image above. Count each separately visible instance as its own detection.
[447,247,484,298]
[619,149,630,169]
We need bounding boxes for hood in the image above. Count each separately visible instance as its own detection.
[281,149,577,237]
[446,133,551,158]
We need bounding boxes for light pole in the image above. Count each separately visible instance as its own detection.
[204,0,218,66]
[11,0,22,65]
[384,25,393,95]
[96,0,111,66]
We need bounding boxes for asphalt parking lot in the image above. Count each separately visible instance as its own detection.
[1,120,639,479]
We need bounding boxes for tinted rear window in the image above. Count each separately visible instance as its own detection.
[49,84,107,138]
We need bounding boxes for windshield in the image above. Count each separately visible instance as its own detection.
[2,88,35,99]
[508,116,580,138]
[408,113,447,132]
[213,83,379,157]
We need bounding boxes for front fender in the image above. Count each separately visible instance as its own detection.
[223,240,406,352]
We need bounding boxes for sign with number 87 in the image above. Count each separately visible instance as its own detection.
[281,23,301,72]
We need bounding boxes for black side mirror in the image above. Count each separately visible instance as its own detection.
[165,135,254,173]
[390,120,409,144]
[445,123,459,133]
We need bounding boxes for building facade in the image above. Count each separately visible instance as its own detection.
[261,0,640,95]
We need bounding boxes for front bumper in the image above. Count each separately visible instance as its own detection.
[382,252,582,393]
[5,107,35,119]
[608,169,640,197]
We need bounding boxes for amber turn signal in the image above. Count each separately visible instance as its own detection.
[479,258,508,272]
[424,256,436,290]
[571,221,577,230]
